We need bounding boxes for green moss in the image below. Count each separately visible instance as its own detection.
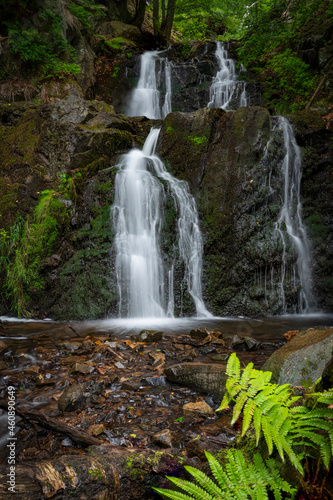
[3,190,68,316]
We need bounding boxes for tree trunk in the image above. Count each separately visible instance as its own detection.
[0,447,186,499]
[160,0,176,45]
[153,0,160,38]
[132,0,147,28]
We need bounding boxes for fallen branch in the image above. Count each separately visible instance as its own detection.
[0,401,103,447]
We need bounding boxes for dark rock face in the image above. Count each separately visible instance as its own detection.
[159,106,333,315]
[0,91,148,319]
[0,80,332,319]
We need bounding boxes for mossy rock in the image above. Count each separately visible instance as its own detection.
[263,328,333,386]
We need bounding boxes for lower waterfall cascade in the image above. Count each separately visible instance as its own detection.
[274,117,316,312]
[208,41,247,110]
[112,128,212,318]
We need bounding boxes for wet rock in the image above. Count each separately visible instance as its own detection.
[149,352,165,366]
[137,330,163,342]
[152,429,178,448]
[263,327,333,386]
[199,346,216,355]
[141,376,169,387]
[165,362,228,399]
[114,361,125,369]
[183,401,215,416]
[231,335,260,351]
[0,340,8,354]
[212,354,229,362]
[23,365,40,376]
[190,328,208,341]
[60,341,81,351]
[121,380,141,391]
[69,362,94,375]
[87,423,106,436]
[0,360,8,370]
[58,381,103,412]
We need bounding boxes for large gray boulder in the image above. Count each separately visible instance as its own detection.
[263,327,333,387]
[164,362,228,400]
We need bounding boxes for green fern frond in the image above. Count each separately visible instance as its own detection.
[226,352,241,380]
[242,398,257,435]
[253,406,262,445]
[231,391,248,425]
[153,487,194,500]
[184,466,224,498]
[166,476,215,500]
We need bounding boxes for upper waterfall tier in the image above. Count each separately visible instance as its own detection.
[126,51,172,119]
[208,42,247,110]
[112,128,212,318]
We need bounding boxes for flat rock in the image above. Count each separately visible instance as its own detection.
[231,335,260,351]
[152,429,178,448]
[87,424,106,436]
[69,362,94,375]
[137,330,163,343]
[0,340,8,354]
[263,327,333,386]
[164,362,228,399]
[58,381,103,412]
[183,401,215,416]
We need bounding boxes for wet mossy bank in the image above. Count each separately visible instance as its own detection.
[0,95,332,319]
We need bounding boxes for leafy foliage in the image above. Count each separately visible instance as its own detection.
[66,0,106,29]
[1,191,68,316]
[6,8,80,78]
[218,353,333,474]
[154,449,296,499]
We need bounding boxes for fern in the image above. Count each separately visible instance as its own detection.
[218,354,333,474]
[153,449,296,500]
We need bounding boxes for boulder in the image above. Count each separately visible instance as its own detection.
[152,429,179,448]
[263,327,333,386]
[58,381,103,412]
[164,362,228,400]
[137,330,163,342]
[182,401,215,416]
[231,334,260,351]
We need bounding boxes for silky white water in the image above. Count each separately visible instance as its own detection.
[208,41,247,110]
[275,117,315,312]
[112,128,211,318]
[127,51,172,119]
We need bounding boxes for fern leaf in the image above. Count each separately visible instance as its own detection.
[239,362,254,390]
[231,391,248,425]
[271,425,285,461]
[226,352,241,380]
[184,466,224,498]
[253,406,262,445]
[319,441,332,469]
[204,451,230,491]
[152,487,194,500]
[166,476,215,500]
[242,398,257,435]
[261,416,274,455]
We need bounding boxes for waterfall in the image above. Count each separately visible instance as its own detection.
[208,42,247,110]
[275,117,315,312]
[112,128,211,318]
[127,51,172,119]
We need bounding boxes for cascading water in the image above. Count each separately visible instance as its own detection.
[274,117,315,312]
[127,51,172,119]
[208,41,247,110]
[112,128,211,318]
